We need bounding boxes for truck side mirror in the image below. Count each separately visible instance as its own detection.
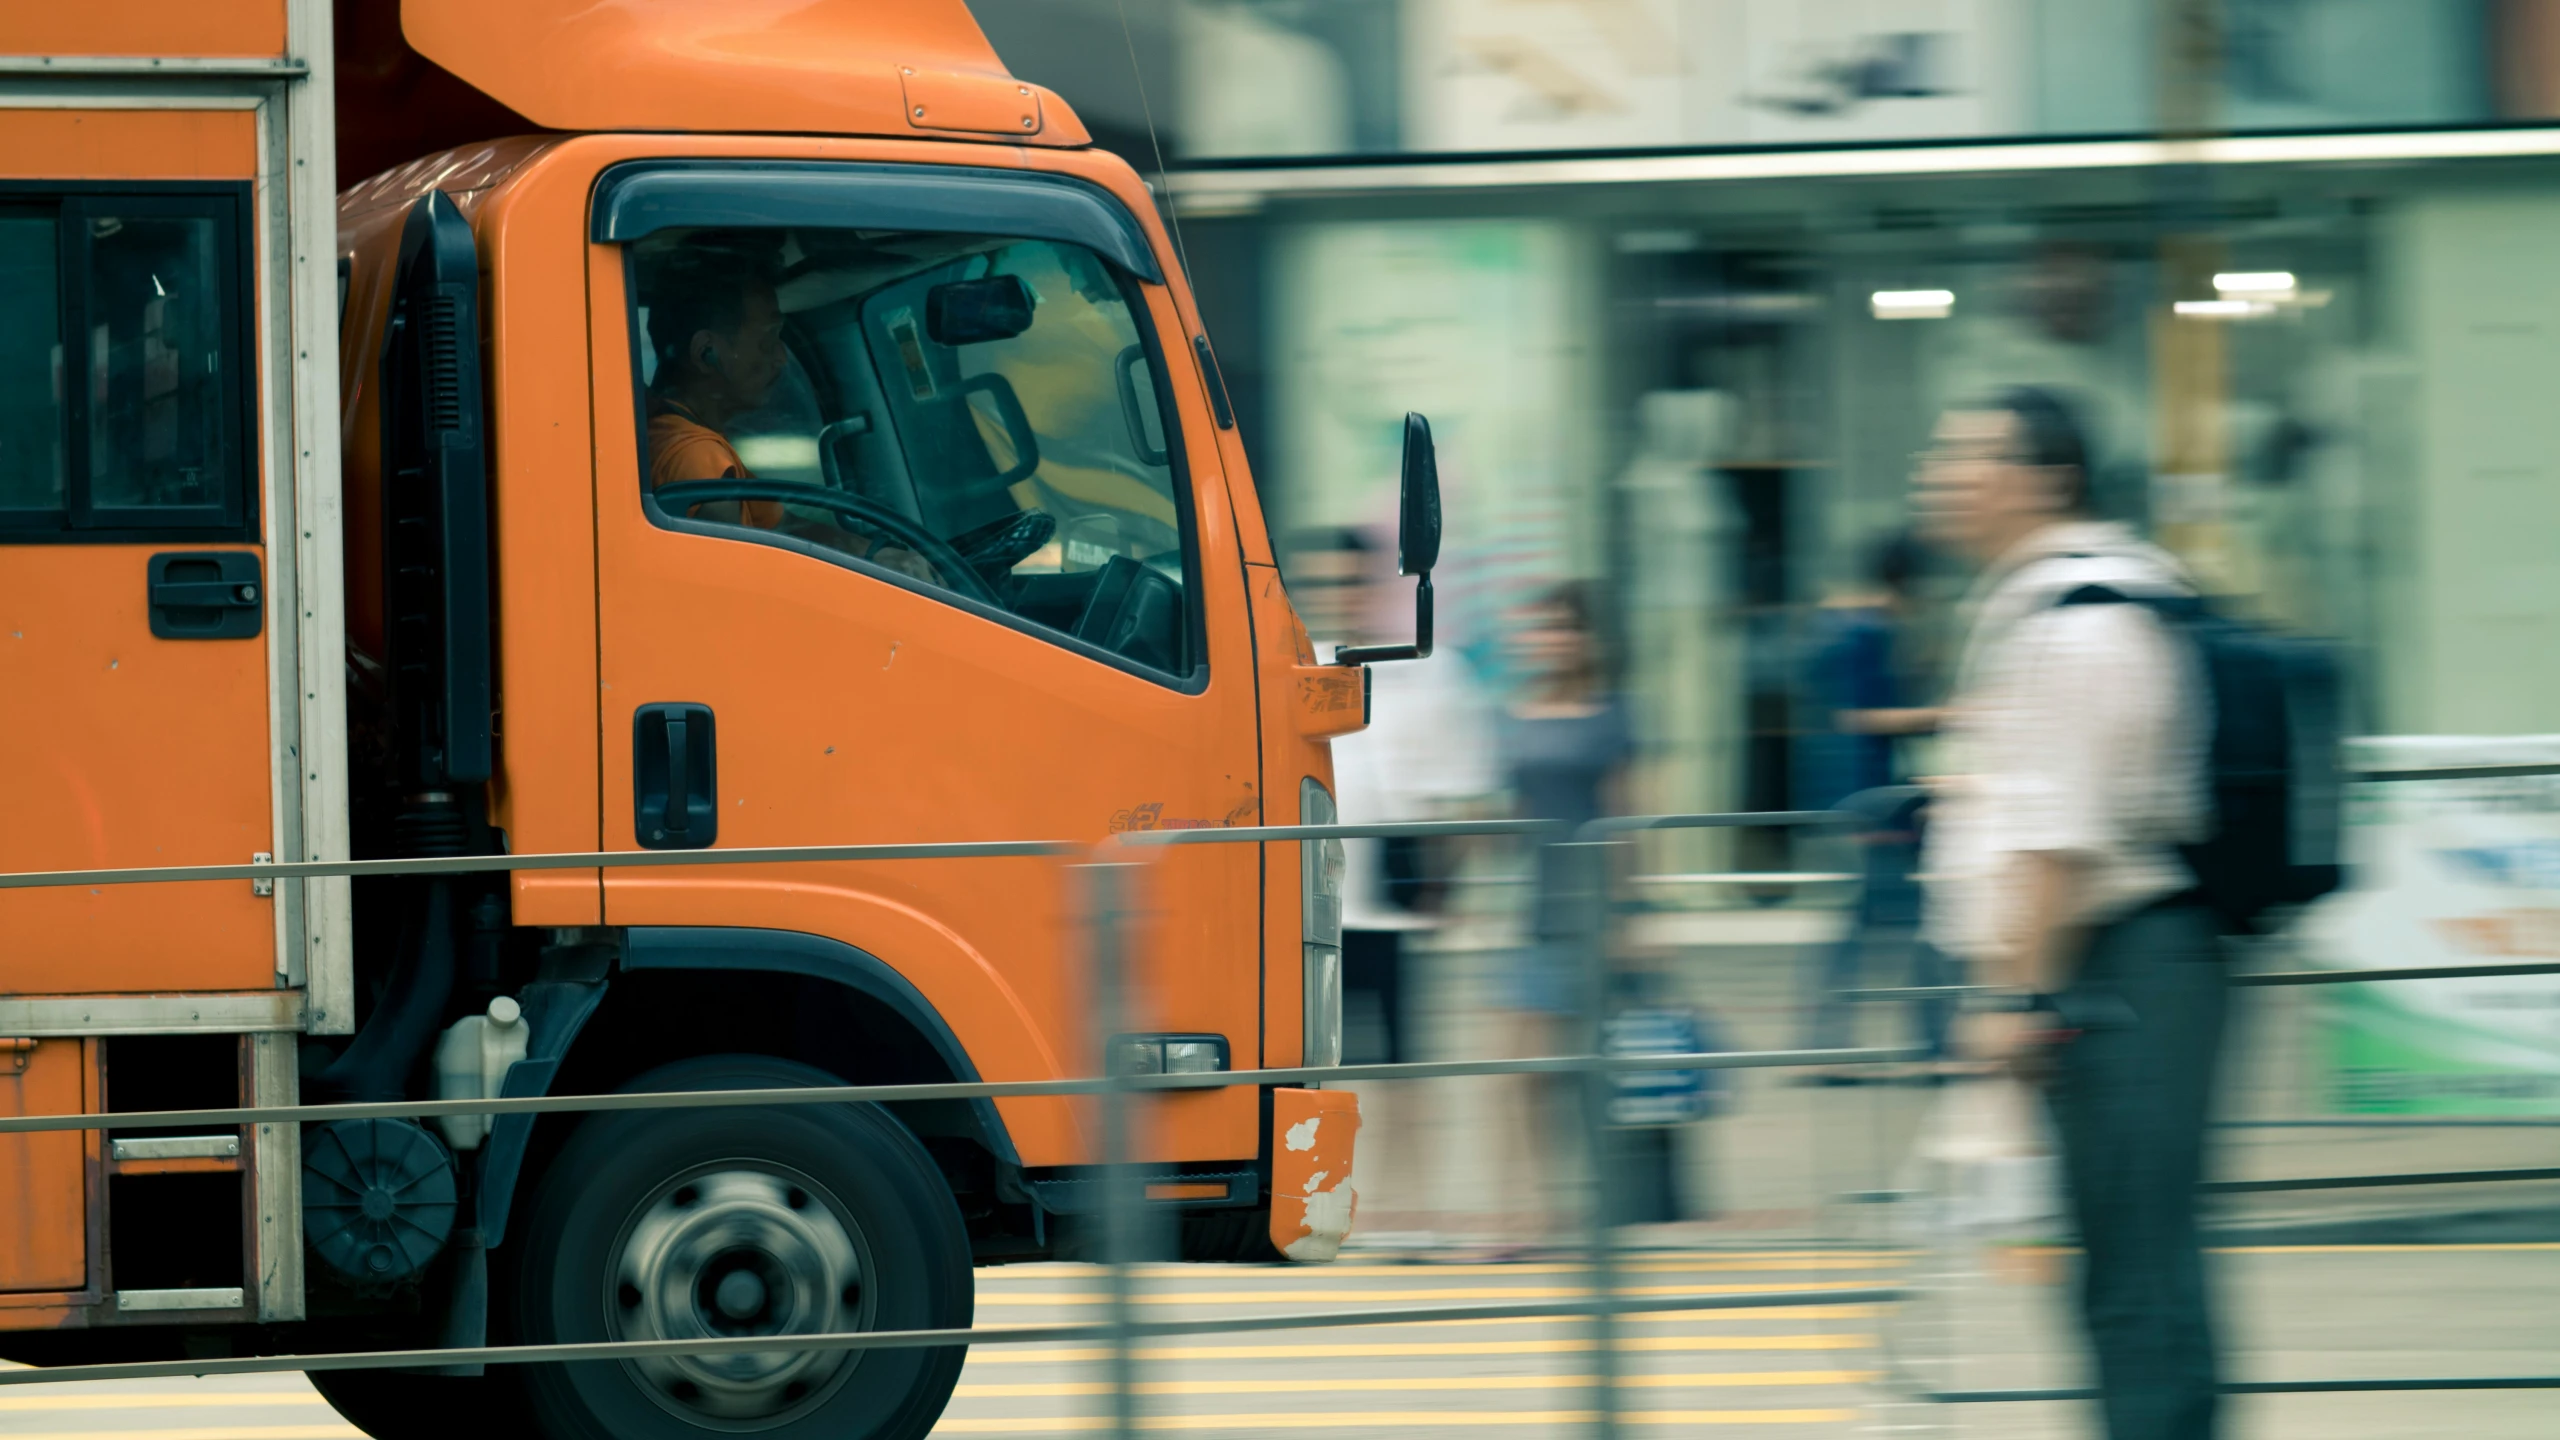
[1336,412,1439,665]
[1396,412,1441,576]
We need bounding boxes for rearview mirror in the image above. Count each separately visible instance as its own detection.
[1334,412,1440,666]
[926,275,1035,345]
[1396,412,1442,577]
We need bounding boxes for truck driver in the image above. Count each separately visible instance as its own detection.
[642,244,935,581]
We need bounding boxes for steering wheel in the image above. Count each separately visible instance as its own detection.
[652,480,1000,607]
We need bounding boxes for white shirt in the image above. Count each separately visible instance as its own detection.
[1324,644,1499,931]
[1922,522,2211,964]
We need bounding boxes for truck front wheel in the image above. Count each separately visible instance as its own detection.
[508,1055,972,1440]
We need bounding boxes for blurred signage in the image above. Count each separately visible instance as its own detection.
[2303,737,2560,1115]
[1405,0,2023,153]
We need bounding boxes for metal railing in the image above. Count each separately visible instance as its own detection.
[0,807,1907,1440]
[2,781,2555,1430]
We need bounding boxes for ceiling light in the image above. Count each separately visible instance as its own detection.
[1871,288,1954,319]
[2175,298,2269,319]
[2213,271,2298,296]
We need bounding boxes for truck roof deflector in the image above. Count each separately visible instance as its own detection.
[588,163,1162,284]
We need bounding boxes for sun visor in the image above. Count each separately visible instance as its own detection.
[590,163,1163,283]
[399,0,1090,147]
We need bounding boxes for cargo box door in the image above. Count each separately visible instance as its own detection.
[0,191,276,994]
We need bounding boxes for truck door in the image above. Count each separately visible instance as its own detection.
[584,166,1263,1165]
[0,188,275,996]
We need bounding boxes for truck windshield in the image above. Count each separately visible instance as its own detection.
[630,227,1193,679]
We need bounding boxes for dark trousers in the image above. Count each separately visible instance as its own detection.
[2046,898,2228,1440]
[1804,834,1955,1059]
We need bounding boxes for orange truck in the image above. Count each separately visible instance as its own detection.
[0,4,1442,1437]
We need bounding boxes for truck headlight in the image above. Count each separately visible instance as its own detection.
[1301,777,1344,1070]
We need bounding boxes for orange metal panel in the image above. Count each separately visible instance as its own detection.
[0,547,277,994]
[400,0,1089,148]
[467,146,603,924]
[898,67,1043,137]
[0,110,257,183]
[1269,1086,1360,1262]
[0,1039,91,1293]
[0,2,284,58]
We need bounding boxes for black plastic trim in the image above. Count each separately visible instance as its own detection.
[1026,1166,1262,1214]
[619,927,1023,1169]
[380,191,496,787]
[590,161,1163,283]
[1193,335,1235,430]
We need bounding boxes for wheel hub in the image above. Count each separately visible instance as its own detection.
[609,1165,870,1428]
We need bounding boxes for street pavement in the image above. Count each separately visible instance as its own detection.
[5,1242,2556,1439]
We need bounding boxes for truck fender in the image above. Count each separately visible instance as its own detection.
[475,927,1025,1248]
[619,926,1023,1174]
[475,974,611,1245]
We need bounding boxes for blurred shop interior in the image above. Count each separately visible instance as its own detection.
[974,0,2560,876]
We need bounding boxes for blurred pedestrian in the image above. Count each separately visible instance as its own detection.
[1914,386,2223,1440]
[1795,532,1954,1079]
[1495,584,1632,1246]
[1288,528,1497,1235]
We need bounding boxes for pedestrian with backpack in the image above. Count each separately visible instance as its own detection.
[1913,386,2228,1440]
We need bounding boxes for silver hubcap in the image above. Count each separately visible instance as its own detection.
[609,1165,869,1428]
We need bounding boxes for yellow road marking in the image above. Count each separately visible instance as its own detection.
[956,1370,1874,1397]
[0,1429,359,1440]
[2211,1242,2560,1255]
[0,1395,324,1412]
[968,1334,1868,1363]
[985,1256,1903,1282]
[1215,1305,1883,1326]
[979,1280,1886,1305]
[933,1409,1856,1430]
[984,1253,1907,1278]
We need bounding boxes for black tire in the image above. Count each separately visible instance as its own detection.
[307,1370,529,1440]
[507,1055,972,1440]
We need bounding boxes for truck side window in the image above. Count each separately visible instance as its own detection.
[631,227,1199,682]
[0,193,251,538]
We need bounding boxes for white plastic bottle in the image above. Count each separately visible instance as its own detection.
[433,995,529,1150]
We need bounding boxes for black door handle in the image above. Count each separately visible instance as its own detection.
[148,552,263,640]
[634,704,717,850]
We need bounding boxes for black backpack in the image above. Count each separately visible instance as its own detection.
[2057,585,2346,934]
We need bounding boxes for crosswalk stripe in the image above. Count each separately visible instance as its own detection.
[932,1408,1857,1430]
[955,1370,1875,1397]
[979,1280,1885,1305]
[967,1334,1868,1363]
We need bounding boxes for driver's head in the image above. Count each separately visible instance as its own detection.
[643,241,786,422]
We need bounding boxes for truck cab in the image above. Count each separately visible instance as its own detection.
[0,5,1399,1438]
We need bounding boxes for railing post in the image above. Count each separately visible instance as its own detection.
[1566,835,1620,1440]
[1082,859,1147,1440]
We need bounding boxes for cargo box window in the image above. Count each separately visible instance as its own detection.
[0,188,253,540]
[630,226,1202,685]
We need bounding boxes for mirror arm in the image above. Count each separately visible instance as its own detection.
[1334,571,1433,666]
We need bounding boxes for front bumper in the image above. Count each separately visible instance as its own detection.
[1268,1087,1361,1262]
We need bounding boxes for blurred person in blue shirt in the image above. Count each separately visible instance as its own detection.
[1797,533,1954,1076]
